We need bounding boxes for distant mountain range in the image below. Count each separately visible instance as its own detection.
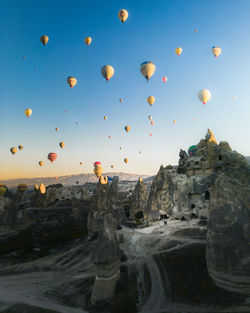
[1,172,153,188]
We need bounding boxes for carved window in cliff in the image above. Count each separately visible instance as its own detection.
[205,191,210,200]
[191,204,196,209]
[218,155,223,160]
[135,211,144,219]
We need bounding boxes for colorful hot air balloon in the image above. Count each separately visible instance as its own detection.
[84,37,92,46]
[175,47,182,56]
[10,147,18,155]
[124,158,128,164]
[119,98,123,103]
[163,76,167,83]
[40,35,49,46]
[195,29,197,33]
[150,121,155,125]
[198,89,211,105]
[48,152,57,163]
[188,145,197,156]
[18,145,23,151]
[124,125,130,133]
[0,186,6,196]
[148,115,152,120]
[39,161,43,167]
[25,108,32,117]
[101,65,114,81]
[140,61,156,81]
[55,128,59,132]
[173,120,176,124]
[18,184,27,192]
[104,116,108,120]
[59,142,65,149]
[118,9,128,23]
[94,161,103,178]
[147,96,155,106]
[211,46,222,58]
[67,76,77,88]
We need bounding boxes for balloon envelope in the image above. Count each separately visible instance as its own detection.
[101,65,114,81]
[163,77,167,83]
[18,145,23,151]
[147,96,155,106]
[25,108,32,117]
[198,89,211,104]
[84,37,92,46]
[10,147,18,155]
[124,125,130,133]
[118,9,128,23]
[40,35,49,46]
[175,47,182,56]
[39,161,43,167]
[140,61,156,81]
[67,76,77,88]
[48,152,57,163]
[59,142,65,149]
[211,46,222,58]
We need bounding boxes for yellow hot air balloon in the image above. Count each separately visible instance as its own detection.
[124,158,129,164]
[0,186,6,196]
[59,142,65,149]
[39,161,43,167]
[67,76,77,88]
[175,47,182,56]
[147,96,155,106]
[150,121,155,125]
[198,89,211,105]
[94,165,103,178]
[119,98,123,103]
[118,9,128,23]
[84,36,92,46]
[18,145,23,151]
[25,108,32,117]
[40,35,49,46]
[124,125,130,133]
[80,162,83,165]
[10,147,18,155]
[101,65,114,81]
[104,116,108,120]
[140,61,156,81]
[173,120,176,124]
[211,46,222,58]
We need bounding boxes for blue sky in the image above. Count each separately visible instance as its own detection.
[1,0,250,179]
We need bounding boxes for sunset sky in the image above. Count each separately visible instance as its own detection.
[1,0,250,180]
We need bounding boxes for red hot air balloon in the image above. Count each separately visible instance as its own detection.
[163,76,167,83]
[48,152,57,163]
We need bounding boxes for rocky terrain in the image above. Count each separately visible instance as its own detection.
[0,130,249,313]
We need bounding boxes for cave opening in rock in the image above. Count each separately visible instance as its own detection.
[135,211,144,219]
[205,191,210,200]
[191,204,196,209]
[218,155,223,160]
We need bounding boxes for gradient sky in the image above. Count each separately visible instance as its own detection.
[1,0,250,180]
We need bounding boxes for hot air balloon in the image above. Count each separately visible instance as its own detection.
[59,142,65,149]
[163,76,167,83]
[188,145,197,156]
[65,109,68,113]
[175,47,182,56]
[76,121,78,125]
[25,108,32,117]
[147,96,155,106]
[124,158,128,164]
[198,89,211,105]
[108,135,111,139]
[119,98,123,103]
[80,162,83,165]
[18,184,27,192]
[193,117,197,122]
[55,128,59,132]
[10,147,18,155]
[140,61,156,81]
[195,29,197,33]
[39,161,43,167]
[111,165,114,168]
[104,116,108,120]
[119,146,122,150]
[173,120,176,124]
[150,121,155,125]
[84,37,92,46]
[150,133,152,136]
[124,125,130,133]
[40,35,49,46]
[48,152,57,163]
[22,56,26,60]
[101,65,114,81]
[67,76,77,88]
[0,186,6,196]
[118,9,128,23]
[233,96,237,101]
[211,46,222,58]
[94,161,103,178]
[139,151,142,154]
[18,145,23,151]
[148,115,152,120]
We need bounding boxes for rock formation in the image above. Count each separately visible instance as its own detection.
[130,177,148,220]
[91,214,120,305]
[0,196,16,234]
[206,146,250,295]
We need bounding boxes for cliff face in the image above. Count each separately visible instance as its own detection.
[130,178,148,219]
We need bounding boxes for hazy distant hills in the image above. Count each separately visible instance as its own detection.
[1,172,153,188]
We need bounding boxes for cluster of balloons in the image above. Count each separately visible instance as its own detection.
[10,145,24,155]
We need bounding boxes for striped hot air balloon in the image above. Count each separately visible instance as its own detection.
[48,152,57,163]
